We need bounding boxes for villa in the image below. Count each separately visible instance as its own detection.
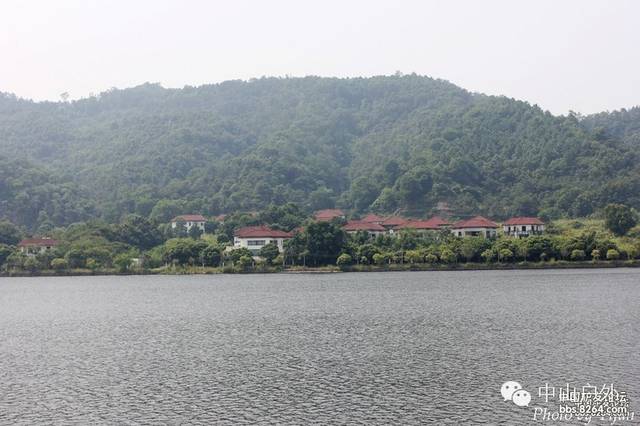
[18,238,60,256]
[394,216,450,233]
[314,209,346,222]
[342,220,387,237]
[233,226,293,254]
[361,213,386,225]
[394,219,439,233]
[450,216,498,238]
[170,214,206,233]
[381,215,408,230]
[503,217,545,237]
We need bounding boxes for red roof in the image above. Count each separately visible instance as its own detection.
[234,226,293,238]
[18,238,60,247]
[398,216,451,230]
[452,216,498,229]
[361,213,385,223]
[503,217,545,225]
[426,216,451,227]
[381,216,408,227]
[314,209,345,221]
[396,219,440,230]
[171,214,206,222]
[342,220,386,232]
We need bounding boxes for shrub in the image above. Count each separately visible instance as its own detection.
[23,257,40,272]
[591,249,601,261]
[85,258,99,270]
[604,204,637,236]
[222,264,235,273]
[336,253,353,266]
[237,255,253,271]
[439,249,456,264]
[114,253,132,272]
[372,253,386,266]
[6,252,26,269]
[258,242,280,265]
[425,253,438,264]
[570,249,586,261]
[498,249,513,262]
[51,258,68,271]
[406,250,423,263]
[65,249,86,268]
[357,244,380,263]
[254,258,267,271]
[606,249,620,260]
[199,244,222,267]
[481,249,495,263]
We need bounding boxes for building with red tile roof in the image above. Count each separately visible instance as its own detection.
[170,214,207,233]
[395,219,440,231]
[503,217,545,226]
[361,213,385,224]
[18,238,60,255]
[381,215,408,229]
[171,214,206,222]
[425,216,451,227]
[234,226,293,238]
[342,220,387,236]
[502,217,545,237]
[314,209,346,222]
[451,216,498,238]
[233,226,293,254]
[393,216,451,233]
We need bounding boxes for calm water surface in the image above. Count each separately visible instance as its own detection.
[1,269,639,424]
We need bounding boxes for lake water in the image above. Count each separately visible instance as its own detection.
[0,269,638,424]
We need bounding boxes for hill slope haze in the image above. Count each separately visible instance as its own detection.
[1,75,639,229]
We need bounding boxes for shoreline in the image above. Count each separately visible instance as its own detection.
[2,260,639,278]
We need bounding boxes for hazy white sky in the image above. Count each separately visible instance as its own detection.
[1,0,639,114]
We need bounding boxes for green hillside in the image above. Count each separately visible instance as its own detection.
[582,106,640,147]
[1,75,639,230]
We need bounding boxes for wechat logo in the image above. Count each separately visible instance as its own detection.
[501,381,532,407]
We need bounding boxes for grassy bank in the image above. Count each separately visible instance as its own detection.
[3,259,639,277]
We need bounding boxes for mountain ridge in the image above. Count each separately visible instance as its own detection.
[1,75,639,230]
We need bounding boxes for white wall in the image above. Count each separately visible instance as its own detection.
[502,224,545,236]
[171,221,205,232]
[234,237,288,253]
[451,227,497,238]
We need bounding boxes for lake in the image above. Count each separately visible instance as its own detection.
[1,269,638,424]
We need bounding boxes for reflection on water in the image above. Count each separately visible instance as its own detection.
[1,269,639,424]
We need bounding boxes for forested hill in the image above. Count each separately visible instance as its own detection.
[1,75,639,230]
[581,106,640,148]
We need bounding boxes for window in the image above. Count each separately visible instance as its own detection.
[247,240,266,246]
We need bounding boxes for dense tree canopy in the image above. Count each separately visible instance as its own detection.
[604,204,637,236]
[1,76,639,231]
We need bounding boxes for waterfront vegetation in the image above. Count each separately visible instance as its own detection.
[1,203,639,276]
[2,76,640,276]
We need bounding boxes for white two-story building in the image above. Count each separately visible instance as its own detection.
[451,216,498,238]
[233,226,294,254]
[502,217,545,238]
[18,238,60,256]
[170,215,206,233]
